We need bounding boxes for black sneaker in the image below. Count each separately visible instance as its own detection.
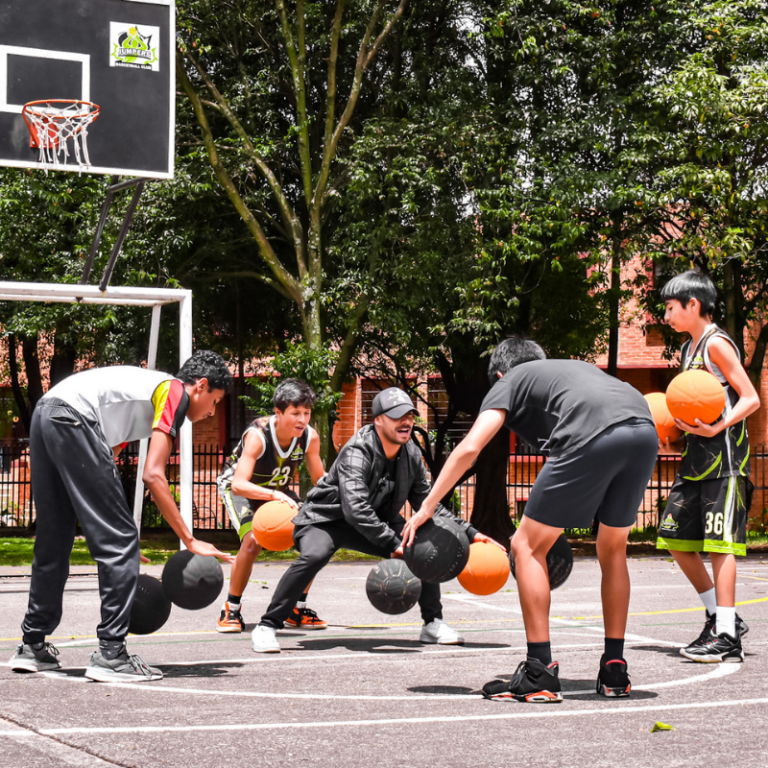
[9,642,61,673]
[596,657,631,698]
[85,644,163,682]
[681,612,749,658]
[680,632,744,663]
[482,659,563,703]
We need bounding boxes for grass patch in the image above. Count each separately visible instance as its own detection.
[0,537,382,567]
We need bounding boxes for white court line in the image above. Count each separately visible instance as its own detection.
[28,654,739,701]
[1,690,763,737]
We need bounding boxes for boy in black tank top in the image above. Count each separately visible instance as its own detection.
[216,379,325,632]
[658,270,760,663]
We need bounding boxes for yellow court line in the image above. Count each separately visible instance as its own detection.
[4,595,766,643]
[573,594,768,621]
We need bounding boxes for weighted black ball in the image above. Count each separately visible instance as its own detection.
[509,533,573,590]
[162,550,224,610]
[129,573,172,635]
[403,516,470,583]
[366,559,422,615]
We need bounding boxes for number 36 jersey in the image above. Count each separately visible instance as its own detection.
[217,415,311,511]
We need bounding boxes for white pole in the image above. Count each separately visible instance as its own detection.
[132,304,162,530]
[178,291,194,547]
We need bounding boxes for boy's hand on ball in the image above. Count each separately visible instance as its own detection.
[188,538,236,564]
[473,532,507,552]
[402,506,435,547]
[272,491,299,509]
[674,417,720,438]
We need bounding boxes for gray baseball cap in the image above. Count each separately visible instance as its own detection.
[372,388,418,419]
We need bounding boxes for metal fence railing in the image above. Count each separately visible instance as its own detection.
[1,440,766,533]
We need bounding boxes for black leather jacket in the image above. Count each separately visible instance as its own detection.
[293,424,478,553]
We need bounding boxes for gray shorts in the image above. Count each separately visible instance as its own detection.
[524,418,658,529]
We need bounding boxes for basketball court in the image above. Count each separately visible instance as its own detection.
[2,554,767,767]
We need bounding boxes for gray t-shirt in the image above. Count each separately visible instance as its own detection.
[480,359,652,458]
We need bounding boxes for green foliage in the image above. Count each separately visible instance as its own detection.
[241,343,344,419]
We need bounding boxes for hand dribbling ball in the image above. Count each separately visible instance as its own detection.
[643,392,682,444]
[162,550,224,610]
[403,516,470,583]
[253,499,296,551]
[366,559,422,615]
[129,573,172,635]
[457,541,510,596]
[509,533,573,590]
[665,369,725,425]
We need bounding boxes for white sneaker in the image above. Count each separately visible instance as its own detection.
[251,624,280,653]
[419,619,464,645]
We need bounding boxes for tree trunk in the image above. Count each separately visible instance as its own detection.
[6,334,31,435]
[21,335,44,408]
[50,327,77,387]
[469,427,515,547]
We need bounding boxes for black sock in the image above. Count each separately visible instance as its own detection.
[527,641,552,665]
[99,640,125,660]
[603,637,625,661]
[227,593,242,606]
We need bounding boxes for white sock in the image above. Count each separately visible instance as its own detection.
[295,601,306,610]
[698,588,717,616]
[227,600,241,612]
[716,606,736,638]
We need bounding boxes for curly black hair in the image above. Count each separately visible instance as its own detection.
[176,350,233,392]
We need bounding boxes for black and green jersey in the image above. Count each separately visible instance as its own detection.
[217,415,310,510]
[678,325,749,481]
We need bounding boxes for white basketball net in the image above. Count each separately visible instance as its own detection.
[22,100,100,171]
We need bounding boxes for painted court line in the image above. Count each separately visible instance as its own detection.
[23,639,737,702]
[1,692,764,737]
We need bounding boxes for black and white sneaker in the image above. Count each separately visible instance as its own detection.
[596,658,631,698]
[9,642,61,673]
[482,659,563,703]
[85,644,163,682]
[681,612,749,658]
[680,632,744,663]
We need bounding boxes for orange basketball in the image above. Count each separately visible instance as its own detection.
[666,369,726,426]
[643,392,682,443]
[457,541,510,596]
[252,500,296,551]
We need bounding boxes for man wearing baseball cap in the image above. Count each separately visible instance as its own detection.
[251,387,496,652]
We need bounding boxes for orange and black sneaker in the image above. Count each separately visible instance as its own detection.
[217,602,246,633]
[482,659,563,703]
[596,657,631,697]
[284,606,327,630]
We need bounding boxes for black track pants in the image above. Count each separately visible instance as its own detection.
[260,519,443,629]
[21,399,140,645]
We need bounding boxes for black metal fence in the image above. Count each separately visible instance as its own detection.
[1,439,766,533]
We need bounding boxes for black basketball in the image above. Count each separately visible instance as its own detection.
[162,550,224,610]
[403,516,470,584]
[366,559,422,615]
[129,574,172,635]
[509,534,573,590]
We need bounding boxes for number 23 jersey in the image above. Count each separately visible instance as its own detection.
[219,415,310,510]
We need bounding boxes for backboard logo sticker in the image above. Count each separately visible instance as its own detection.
[109,23,160,71]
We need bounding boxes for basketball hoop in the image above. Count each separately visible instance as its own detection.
[22,99,100,172]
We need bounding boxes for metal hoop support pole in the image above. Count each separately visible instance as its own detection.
[80,177,149,288]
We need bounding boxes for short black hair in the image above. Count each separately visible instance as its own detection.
[176,350,233,392]
[273,378,316,411]
[660,269,717,317]
[488,336,547,384]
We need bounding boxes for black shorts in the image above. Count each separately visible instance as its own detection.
[656,475,751,557]
[524,418,658,529]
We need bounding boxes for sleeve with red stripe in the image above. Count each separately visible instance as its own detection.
[151,379,190,438]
